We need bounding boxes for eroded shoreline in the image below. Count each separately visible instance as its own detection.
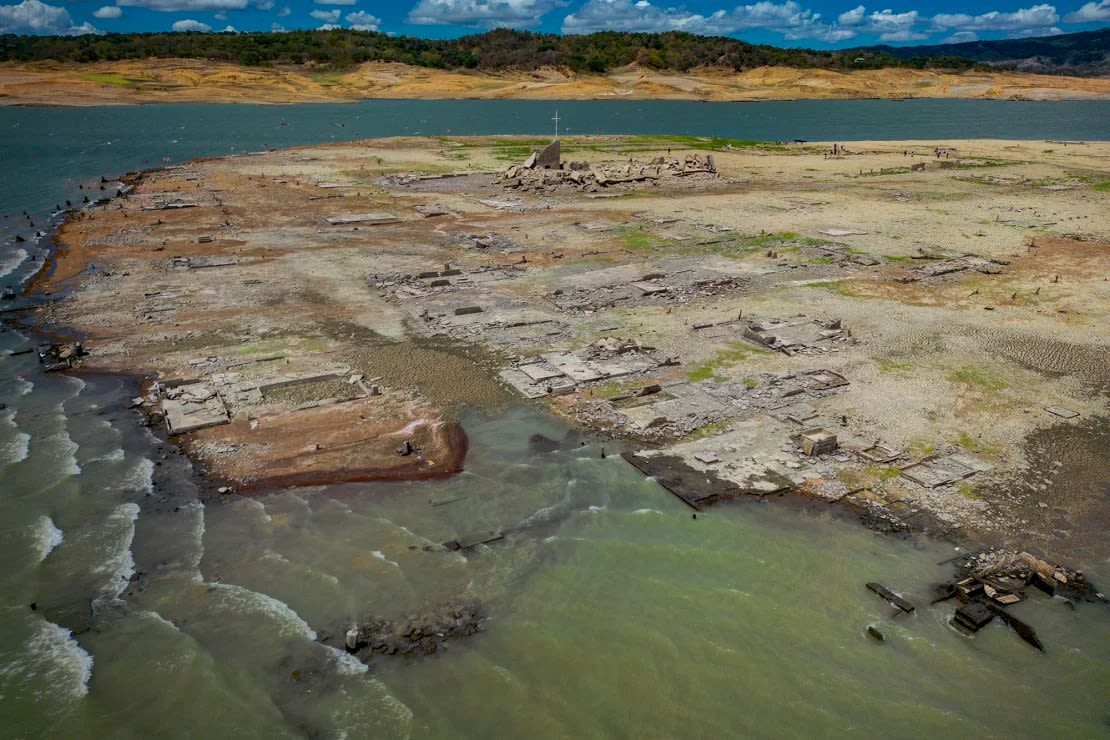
[4,60,1110,106]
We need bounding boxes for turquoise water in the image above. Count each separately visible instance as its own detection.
[1,101,1109,738]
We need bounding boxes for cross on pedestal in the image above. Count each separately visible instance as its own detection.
[552,110,560,140]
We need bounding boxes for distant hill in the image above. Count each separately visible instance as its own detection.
[0,27,1106,77]
[853,28,1110,77]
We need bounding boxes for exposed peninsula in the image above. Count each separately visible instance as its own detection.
[39,134,1110,564]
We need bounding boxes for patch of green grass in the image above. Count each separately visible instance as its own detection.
[638,135,788,152]
[948,365,1007,393]
[682,418,733,441]
[742,377,758,389]
[313,72,346,87]
[805,280,864,298]
[950,157,1023,169]
[82,72,137,88]
[1065,172,1110,192]
[957,482,981,500]
[956,431,1002,457]
[859,166,914,177]
[617,225,657,251]
[687,342,770,383]
[908,439,936,458]
[877,358,913,374]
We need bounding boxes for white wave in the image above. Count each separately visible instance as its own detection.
[0,411,30,464]
[587,505,607,512]
[33,515,64,563]
[371,550,399,568]
[0,248,27,279]
[139,609,179,630]
[322,644,369,675]
[90,448,126,464]
[62,376,86,394]
[181,501,205,579]
[0,618,93,700]
[93,503,140,601]
[39,429,81,476]
[120,457,154,494]
[261,549,292,565]
[632,508,663,515]
[208,582,317,641]
[12,377,33,396]
[515,479,575,530]
[238,498,272,523]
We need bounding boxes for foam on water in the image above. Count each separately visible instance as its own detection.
[32,515,64,563]
[0,247,27,279]
[208,582,318,640]
[90,448,126,463]
[93,503,140,601]
[120,457,154,495]
[515,480,575,529]
[12,377,33,396]
[371,551,400,568]
[181,501,206,578]
[0,617,93,701]
[0,410,30,464]
[36,409,82,477]
[322,644,370,675]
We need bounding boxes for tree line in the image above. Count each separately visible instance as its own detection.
[0,28,996,74]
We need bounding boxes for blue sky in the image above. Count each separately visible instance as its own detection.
[1,0,1107,48]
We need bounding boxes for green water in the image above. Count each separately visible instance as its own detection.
[2,398,1108,738]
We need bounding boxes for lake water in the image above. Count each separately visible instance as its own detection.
[2,100,1109,738]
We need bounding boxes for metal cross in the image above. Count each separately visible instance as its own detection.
[552,110,560,139]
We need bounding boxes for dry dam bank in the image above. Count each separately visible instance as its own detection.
[2,102,1110,737]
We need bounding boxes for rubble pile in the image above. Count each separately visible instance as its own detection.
[496,149,719,194]
[335,599,486,661]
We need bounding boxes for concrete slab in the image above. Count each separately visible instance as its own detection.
[326,212,398,225]
[519,364,564,382]
[163,383,229,435]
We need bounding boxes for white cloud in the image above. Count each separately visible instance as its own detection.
[346,9,380,29]
[409,0,566,28]
[277,4,291,15]
[221,24,236,31]
[562,0,857,42]
[314,0,356,5]
[838,4,865,25]
[865,8,927,41]
[119,0,247,11]
[317,22,340,29]
[309,8,339,20]
[1064,0,1110,21]
[1008,24,1063,34]
[92,5,122,18]
[0,0,100,34]
[270,20,287,30]
[932,4,1059,31]
[941,30,978,42]
[172,18,211,30]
